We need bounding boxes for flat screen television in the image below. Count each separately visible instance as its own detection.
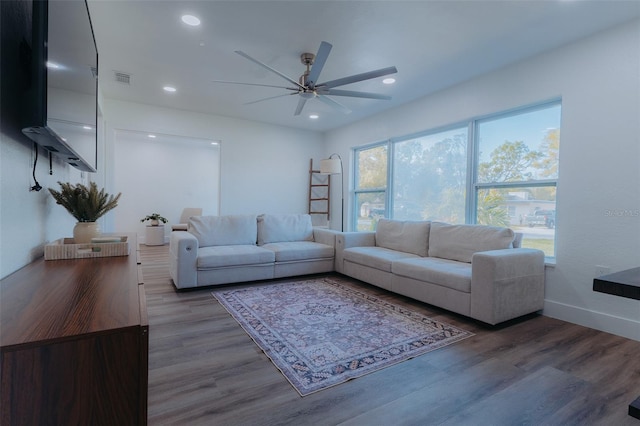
[21,0,98,172]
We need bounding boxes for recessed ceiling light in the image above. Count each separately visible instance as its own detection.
[309,114,319,119]
[382,78,396,85]
[148,134,156,138]
[181,15,201,26]
[46,61,60,69]
[163,86,177,93]
[210,141,219,145]
[82,125,92,130]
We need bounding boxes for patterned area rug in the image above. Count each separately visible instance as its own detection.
[212,277,473,396]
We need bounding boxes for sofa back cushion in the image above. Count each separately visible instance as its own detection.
[188,215,257,247]
[375,219,430,257]
[428,222,515,263]
[257,214,314,245]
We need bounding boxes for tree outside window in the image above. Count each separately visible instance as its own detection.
[393,128,467,223]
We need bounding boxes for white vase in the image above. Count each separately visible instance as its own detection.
[73,222,101,243]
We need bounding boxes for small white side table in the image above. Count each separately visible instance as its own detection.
[145,225,165,246]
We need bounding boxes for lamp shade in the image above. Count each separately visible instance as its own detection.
[319,158,342,175]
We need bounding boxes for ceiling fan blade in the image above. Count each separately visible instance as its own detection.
[235,50,305,90]
[317,89,391,100]
[294,97,309,116]
[212,80,297,90]
[306,41,332,87]
[317,95,351,114]
[244,92,297,106]
[318,66,398,89]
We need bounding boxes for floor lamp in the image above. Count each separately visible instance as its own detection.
[319,154,344,231]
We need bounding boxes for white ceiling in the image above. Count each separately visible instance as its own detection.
[87,0,640,132]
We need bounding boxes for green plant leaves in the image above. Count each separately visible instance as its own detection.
[48,181,121,222]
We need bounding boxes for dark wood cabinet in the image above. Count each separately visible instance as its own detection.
[593,267,640,419]
[1,235,148,425]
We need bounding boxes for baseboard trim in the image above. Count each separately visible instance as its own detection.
[543,299,640,341]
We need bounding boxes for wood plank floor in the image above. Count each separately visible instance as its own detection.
[140,244,640,425]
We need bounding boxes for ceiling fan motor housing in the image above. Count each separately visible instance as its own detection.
[300,52,315,66]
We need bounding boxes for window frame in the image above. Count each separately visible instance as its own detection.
[352,142,390,231]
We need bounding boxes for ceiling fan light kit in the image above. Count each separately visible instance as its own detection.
[214,41,397,116]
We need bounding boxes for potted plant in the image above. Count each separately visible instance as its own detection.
[48,181,121,243]
[141,213,168,227]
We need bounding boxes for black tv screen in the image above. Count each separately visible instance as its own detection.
[22,0,98,172]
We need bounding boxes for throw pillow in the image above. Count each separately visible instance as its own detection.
[428,222,515,263]
[188,215,257,247]
[257,214,314,245]
[375,219,430,257]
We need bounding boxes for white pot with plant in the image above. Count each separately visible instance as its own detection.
[140,213,168,227]
[48,181,122,244]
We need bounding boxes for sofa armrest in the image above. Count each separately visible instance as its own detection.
[313,227,340,247]
[169,231,199,289]
[335,232,376,273]
[470,248,545,325]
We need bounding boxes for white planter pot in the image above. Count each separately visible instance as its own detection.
[145,225,165,246]
[73,222,101,244]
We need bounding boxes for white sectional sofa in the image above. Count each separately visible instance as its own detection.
[335,219,545,325]
[169,213,545,325]
[169,214,336,289]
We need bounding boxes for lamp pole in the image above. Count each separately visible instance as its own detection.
[331,153,344,232]
[337,167,344,232]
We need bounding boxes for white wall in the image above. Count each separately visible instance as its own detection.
[325,20,640,340]
[0,139,86,278]
[102,99,325,235]
[113,129,221,244]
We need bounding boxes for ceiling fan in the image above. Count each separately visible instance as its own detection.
[213,41,398,116]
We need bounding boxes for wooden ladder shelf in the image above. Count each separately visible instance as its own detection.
[308,159,331,226]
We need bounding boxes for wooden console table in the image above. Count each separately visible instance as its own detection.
[593,267,640,419]
[0,234,148,425]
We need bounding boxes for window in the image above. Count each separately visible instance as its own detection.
[392,127,468,223]
[353,145,387,231]
[474,102,560,257]
[352,100,560,260]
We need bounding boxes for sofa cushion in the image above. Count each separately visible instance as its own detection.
[257,214,314,245]
[392,257,472,293]
[343,246,419,272]
[375,219,430,257]
[188,215,258,248]
[197,245,274,269]
[428,222,515,263]
[262,241,334,262]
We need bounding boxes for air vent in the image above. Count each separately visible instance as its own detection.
[113,71,132,85]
